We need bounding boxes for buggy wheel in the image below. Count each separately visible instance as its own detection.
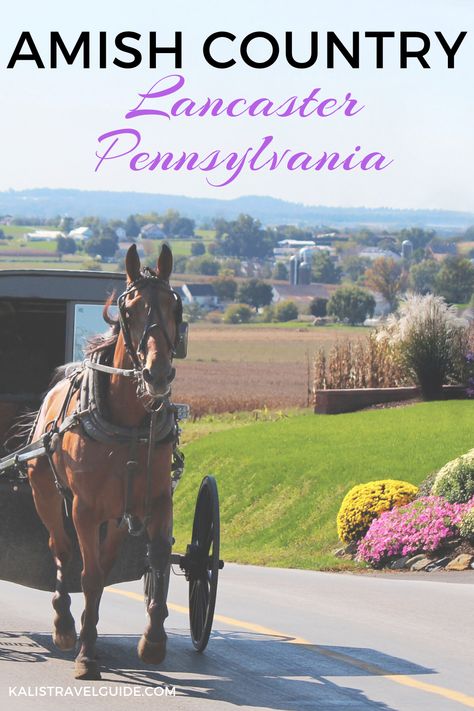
[188,476,220,652]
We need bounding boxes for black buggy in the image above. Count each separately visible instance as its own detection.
[0,269,222,652]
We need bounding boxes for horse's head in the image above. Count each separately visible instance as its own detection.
[119,243,181,399]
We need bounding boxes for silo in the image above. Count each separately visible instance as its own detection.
[401,240,413,260]
[298,262,312,285]
[289,255,299,285]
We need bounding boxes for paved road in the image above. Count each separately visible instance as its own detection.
[0,565,473,710]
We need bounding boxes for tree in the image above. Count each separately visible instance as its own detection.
[364,258,406,310]
[272,261,289,280]
[85,230,119,258]
[80,216,102,235]
[173,255,188,273]
[183,303,203,323]
[274,300,298,321]
[162,209,195,237]
[60,216,74,233]
[327,285,375,325]
[56,236,77,255]
[434,256,474,303]
[409,259,440,295]
[191,241,205,256]
[312,251,342,284]
[187,255,219,275]
[223,303,252,324]
[400,227,436,251]
[341,255,371,282]
[309,297,328,317]
[218,214,274,258]
[463,225,474,241]
[213,276,237,301]
[237,279,273,310]
[125,215,140,238]
[352,228,378,246]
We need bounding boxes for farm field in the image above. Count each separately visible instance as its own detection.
[173,401,474,570]
[172,323,368,414]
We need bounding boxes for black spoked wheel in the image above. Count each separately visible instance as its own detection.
[188,476,220,652]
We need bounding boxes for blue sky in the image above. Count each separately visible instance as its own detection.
[1,0,473,210]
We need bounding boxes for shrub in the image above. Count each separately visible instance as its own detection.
[358,496,474,566]
[213,276,237,301]
[272,261,288,280]
[459,508,474,539]
[432,449,474,503]
[416,471,437,498]
[223,303,253,324]
[261,305,275,322]
[81,257,102,271]
[327,285,375,325]
[183,303,203,323]
[309,297,328,318]
[337,479,418,544]
[274,300,298,322]
[377,293,469,399]
[466,351,474,398]
[191,241,205,256]
[187,255,220,275]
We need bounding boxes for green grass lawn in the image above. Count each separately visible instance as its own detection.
[173,401,474,570]
[0,224,57,239]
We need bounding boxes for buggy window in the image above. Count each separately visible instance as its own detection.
[73,303,117,360]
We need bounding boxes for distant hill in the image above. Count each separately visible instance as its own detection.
[0,188,473,230]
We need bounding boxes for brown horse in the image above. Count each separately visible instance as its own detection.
[27,244,180,679]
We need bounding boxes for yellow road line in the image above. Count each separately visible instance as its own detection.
[106,586,474,708]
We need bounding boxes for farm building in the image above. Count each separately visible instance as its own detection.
[358,247,401,262]
[25,230,64,242]
[68,226,93,240]
[140,223,166,239]
[181,283,219,309]
[272,284,335,308]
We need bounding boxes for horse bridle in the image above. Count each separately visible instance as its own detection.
[117,271,183,376]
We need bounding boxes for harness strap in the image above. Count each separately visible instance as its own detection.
[120,428,141,535]
[83,359,137,378]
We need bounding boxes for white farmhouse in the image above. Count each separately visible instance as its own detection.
[181,283,219,309]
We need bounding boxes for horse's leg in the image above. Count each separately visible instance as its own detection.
[29,461,76,651]
[99,519,127,580]
[72,500,103,680]
[138,491,173,664]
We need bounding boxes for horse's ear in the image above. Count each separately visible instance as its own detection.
[157,243,173,281]
[125,244,141,283]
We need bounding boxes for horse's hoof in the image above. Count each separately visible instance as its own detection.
[53,626,77,652]
[74,658,102,680]
[137,635,167,664]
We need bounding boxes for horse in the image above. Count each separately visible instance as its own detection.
[27,243,182,680]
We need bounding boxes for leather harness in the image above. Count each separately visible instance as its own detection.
[40,271,185,537]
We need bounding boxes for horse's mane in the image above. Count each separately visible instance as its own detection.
[85,292,120,362]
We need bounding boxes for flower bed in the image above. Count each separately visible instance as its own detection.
[336,446,474,572]
[357,495,474,567]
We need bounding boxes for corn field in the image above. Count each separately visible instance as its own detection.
[313,331,411,391]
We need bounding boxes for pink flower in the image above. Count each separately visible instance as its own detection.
[357,495,474,566]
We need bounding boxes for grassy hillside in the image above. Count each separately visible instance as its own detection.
[173,401,474,570]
